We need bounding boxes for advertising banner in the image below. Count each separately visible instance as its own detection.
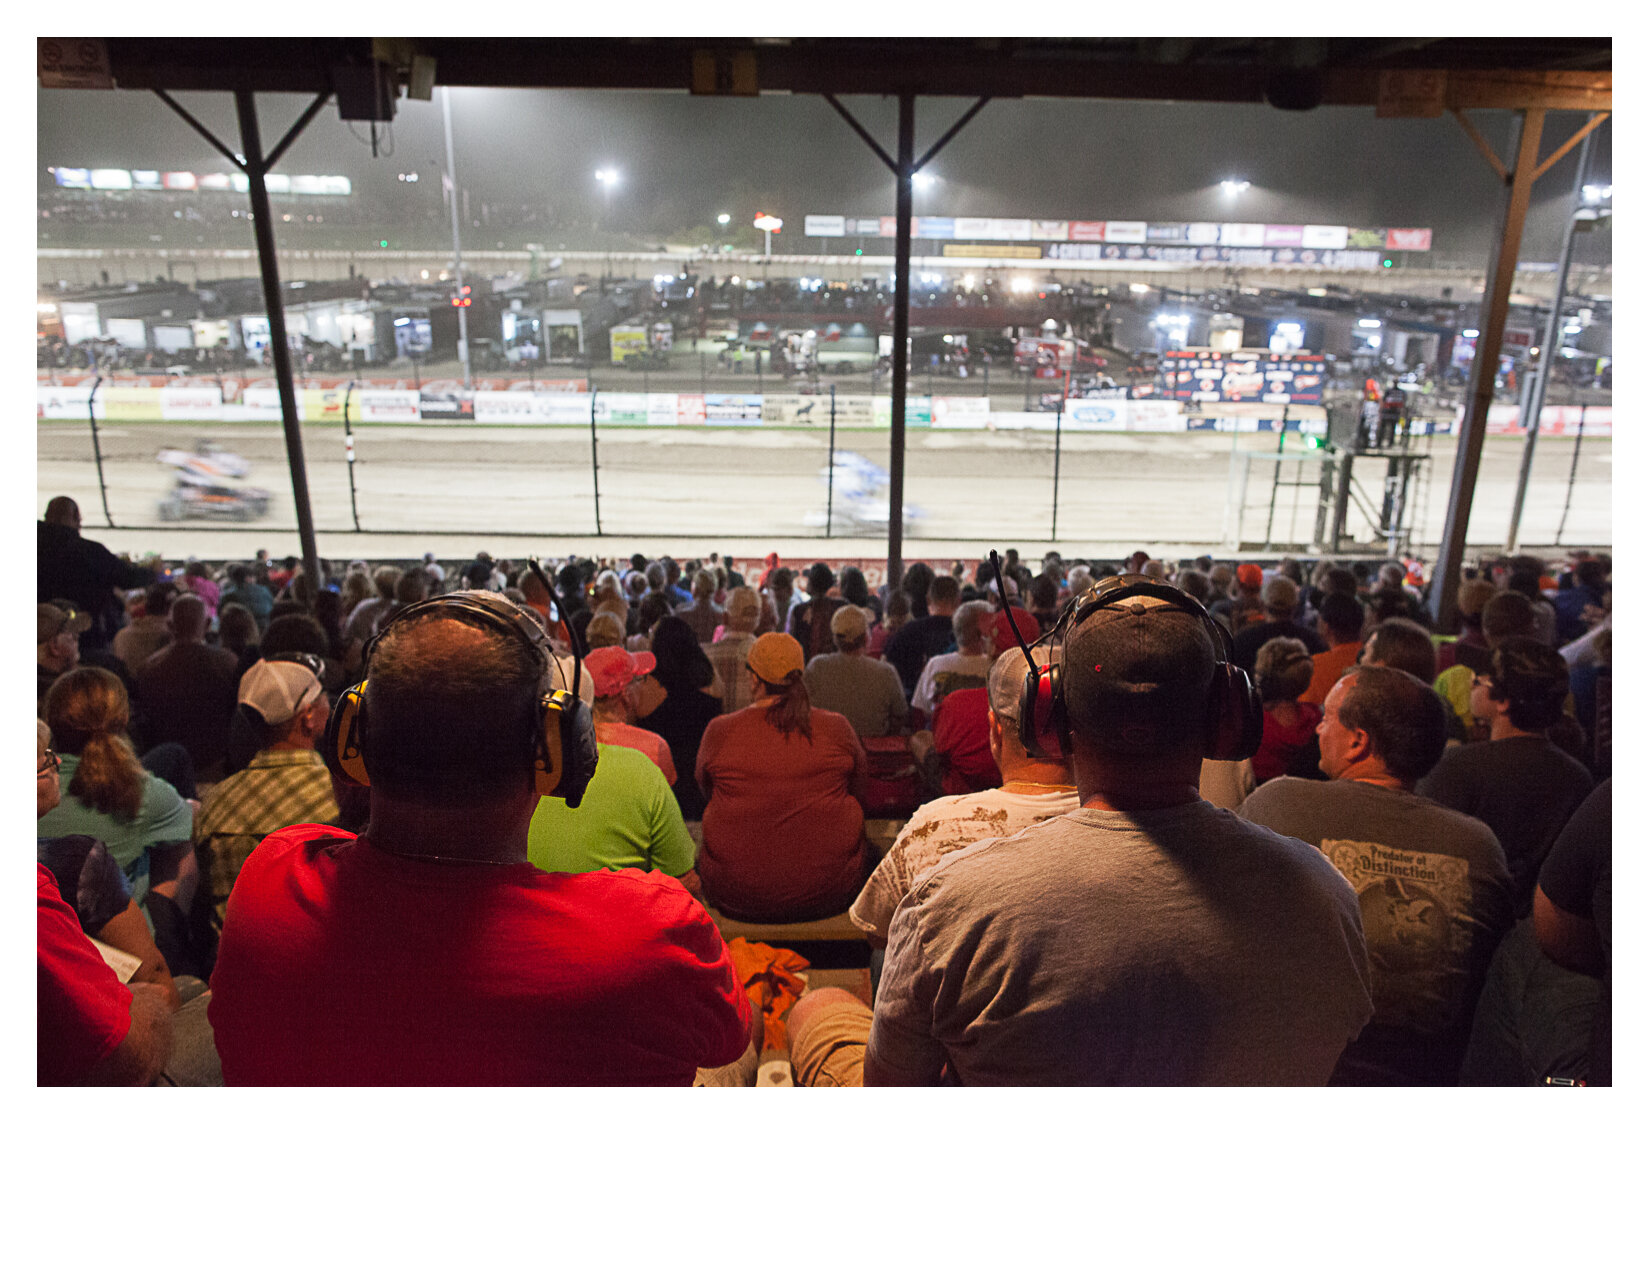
[1385,228,1433,251]
[832,396,878,427]
[1302,224,1349,249]
[96,387,163,420]
[1158,352,1326,404]
[674,394,707,425]
[473,391,542,424]
[703,394,764,423]
[1346,227,1386,249]
[916,217,955,239]
[987,218,1033,240]
[804,215,845,236]
[538,393,595,424]
[1103,220,1146,243]
[871,397,933,427]
[609,326,648,364]
[646,393,681,425]
[952,217,990,239]
[160,386,223,420]
[929,396,991,429]
[1045,243,1383,269]
[1186,223,1220,244]
[761,394,834,425]
[353,389,420,422]
[1219,223,1266,247]
[1070,220,1105,241]
[1264,224,1305,246]
[1146,223,1189,241]
[1062,399,1132,431]
[595,393,648,425]
[854,218,883,235]
[37,384,95,419]
[418,389,474,422]
[1479,404,1613,437]
[1030,220,1070,241]
[944,243,1041,258]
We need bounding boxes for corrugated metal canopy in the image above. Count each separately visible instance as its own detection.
[86,36,1610,108]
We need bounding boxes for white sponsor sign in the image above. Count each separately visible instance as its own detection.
[985,218,1033,240]
[1128,400,1190,431]
[160,386,223,419]
[1220,222,1267,247]
[1104,221,1147,243]
[804,215,845,236]
[953,217,992,239]
[539,393,596,424]
[1302,224,1349,249]
[1185,222,1220,244]
[356,389,421,422]
[1063,400,1130,431]
[473,391,539,423]
[1030,220,1070,241]
[38,385,95,418]
[647,393,682,424]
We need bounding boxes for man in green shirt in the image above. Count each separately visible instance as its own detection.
[527,743,700,895]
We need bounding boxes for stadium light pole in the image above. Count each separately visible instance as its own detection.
[441,87,471,391]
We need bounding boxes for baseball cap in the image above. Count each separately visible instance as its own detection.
[38,601,92,645]
[584,646,656,699]
[747,632,805,684]
[830,604,869,642]
[1235,563,1265,591]
[238,658,325,725]
[1061,593,1216,754]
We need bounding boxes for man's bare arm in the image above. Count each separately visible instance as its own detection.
[80,984,173,1086]
[95,901,181,1011]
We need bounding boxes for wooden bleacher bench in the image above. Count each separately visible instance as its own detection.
[681,816,910,952]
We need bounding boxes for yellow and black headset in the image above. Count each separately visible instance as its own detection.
[322,559,599,806]
[989,550,1263,762]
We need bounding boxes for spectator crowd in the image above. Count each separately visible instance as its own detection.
[37,492,1611,1087]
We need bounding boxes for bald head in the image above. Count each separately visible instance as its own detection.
[44,496,81,529]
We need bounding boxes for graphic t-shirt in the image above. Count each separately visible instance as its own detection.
[527,743,696,878]
[1239,777,1513,1083]
[850,786,1080,939]
[208,825,750,1085]
[912,652,995,717]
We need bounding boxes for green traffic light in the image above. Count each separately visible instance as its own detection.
[855,248,863,256]
[1382,258,1393,268]
[379,239,389,248]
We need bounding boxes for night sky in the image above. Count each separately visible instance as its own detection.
[37,85,1612,266]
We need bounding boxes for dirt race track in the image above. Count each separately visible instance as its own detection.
[37,419,1612,570]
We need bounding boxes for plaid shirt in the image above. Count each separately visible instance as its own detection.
[704,633,757,716]
[198,749,339,917]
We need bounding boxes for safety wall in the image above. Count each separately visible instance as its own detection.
[34,382,1613,438]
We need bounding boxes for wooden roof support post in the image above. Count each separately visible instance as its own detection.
[1428,107,1545,630]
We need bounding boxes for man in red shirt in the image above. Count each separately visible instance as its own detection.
[207,593,751,1085]
[38,864,174,1085]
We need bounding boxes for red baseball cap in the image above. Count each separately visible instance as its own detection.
[584,646,656,699]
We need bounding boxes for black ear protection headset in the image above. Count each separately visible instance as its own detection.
[322,560,599,807]
[988,551,1263,762]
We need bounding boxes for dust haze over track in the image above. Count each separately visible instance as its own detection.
[37,419,1611,565]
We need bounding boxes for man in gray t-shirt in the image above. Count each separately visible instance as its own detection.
[866,577,1373,1086]
[802,604,908,739]
[1241,665,1513,1084]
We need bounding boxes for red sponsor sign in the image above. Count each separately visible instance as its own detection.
[1385,228,1432,251]
[1069,221,1105,242]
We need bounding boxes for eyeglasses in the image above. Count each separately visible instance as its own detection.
[38,748,61,777]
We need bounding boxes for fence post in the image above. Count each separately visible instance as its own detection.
[1555,405,1587,544]
[1051,397,1064,542]
[826,384,837,538]
[589,384,603,535]
[343,380,362,532]
[87,375,114,527]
